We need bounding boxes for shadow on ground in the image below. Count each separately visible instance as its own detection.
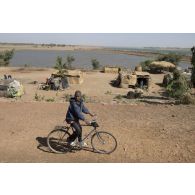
[36,136,98,154]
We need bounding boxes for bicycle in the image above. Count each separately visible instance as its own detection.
[47,118,117,154]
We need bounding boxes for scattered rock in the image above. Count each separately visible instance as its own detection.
[127,89,143,99]
[123,146,127,152]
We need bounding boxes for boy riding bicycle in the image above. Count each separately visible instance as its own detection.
[65,90,95,147]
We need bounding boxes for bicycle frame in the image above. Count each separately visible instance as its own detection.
[81,126,98,142]
[64,124,98,142]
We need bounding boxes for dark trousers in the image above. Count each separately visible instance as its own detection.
[67,121,82,142]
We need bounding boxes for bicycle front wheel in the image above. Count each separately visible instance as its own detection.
[47,128,71,154]
[91,131,117,154]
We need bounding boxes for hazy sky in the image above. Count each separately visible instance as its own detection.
[0,33,194,48]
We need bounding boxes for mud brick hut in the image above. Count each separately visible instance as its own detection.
[117,71,151,89]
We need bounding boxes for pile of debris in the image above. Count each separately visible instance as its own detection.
[126,89,144,99]
[0,75,24,98]
[39,69,84,90]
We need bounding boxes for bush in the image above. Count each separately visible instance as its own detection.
[140,60,152,71]
[0,49,14,66]
[180,93,195,104]
[166,69,189,99]
[157,53,181,65]
[114,94,123,100]
[91,59,100,70]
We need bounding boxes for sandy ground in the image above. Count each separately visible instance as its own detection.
[0,67,165,104]
[0,67,195,162]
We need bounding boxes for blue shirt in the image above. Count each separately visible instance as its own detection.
[66,97,90,121]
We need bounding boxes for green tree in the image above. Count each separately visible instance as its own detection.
[66,55,75,69]
[91,58,100,70]
[157,53,181,65]
[54,56,63,73]
[191,46,195,87]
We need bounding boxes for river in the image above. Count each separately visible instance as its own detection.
[10,50,190,69]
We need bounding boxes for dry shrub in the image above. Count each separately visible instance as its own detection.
[180,93,195,105]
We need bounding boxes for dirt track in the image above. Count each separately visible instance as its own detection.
[0,102,194,162]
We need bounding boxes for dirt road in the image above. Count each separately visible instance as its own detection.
[0,102,194,162]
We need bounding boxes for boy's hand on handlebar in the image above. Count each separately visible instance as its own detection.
[84,119,91,125]
[90,113,96,117]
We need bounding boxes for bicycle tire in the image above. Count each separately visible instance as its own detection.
[47,128,71,154]
[91,131,117,154]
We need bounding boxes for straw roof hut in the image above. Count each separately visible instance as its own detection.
[150,61,175,68]
[149,61,176,73]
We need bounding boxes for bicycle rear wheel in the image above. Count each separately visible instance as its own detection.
[47,128,71,154]
[91,131,117,154]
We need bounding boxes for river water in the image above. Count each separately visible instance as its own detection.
[10,50,190,69]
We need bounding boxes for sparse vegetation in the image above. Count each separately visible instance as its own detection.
[0,49,14,66]
[91,59,100,70]
[45,97,55,102]
[34,93,45,101]
[64,94,72,101]
[105,90,112,95]
[64,93,93,102]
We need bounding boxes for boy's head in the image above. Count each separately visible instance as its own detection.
[74,90,82,102]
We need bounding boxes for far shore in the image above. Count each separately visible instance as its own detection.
[0,43,191,63]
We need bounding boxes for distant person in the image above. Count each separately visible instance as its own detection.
[115,68,122,86]
[4,75,7,80]
[65,90,95,147]
[8,75,12,79]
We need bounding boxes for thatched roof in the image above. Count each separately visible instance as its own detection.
[150,61,175,68]
[134,71,150,76]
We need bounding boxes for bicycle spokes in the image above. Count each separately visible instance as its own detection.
[91,131,117,154]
